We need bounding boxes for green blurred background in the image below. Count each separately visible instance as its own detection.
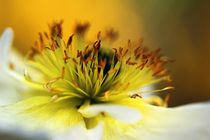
[0,0,210,106]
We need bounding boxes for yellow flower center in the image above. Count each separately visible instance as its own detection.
[24,21,172,107]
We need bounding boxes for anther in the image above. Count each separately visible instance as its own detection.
[131,94,142,99]
[67,34,74,48]
[63,50,70,63]
[44,32,49,40]
[72,58,78,64]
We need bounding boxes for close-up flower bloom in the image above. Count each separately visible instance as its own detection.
[0,22,210,140]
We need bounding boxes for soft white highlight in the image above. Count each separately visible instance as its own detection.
[79,104,141,124]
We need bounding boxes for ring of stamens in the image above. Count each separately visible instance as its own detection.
[24,21,173,106]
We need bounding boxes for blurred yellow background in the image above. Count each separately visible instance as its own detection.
[0,0,210,106]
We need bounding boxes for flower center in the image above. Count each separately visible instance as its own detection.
[24,21,172,106]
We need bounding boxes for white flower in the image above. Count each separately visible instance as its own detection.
[0,23,210,140]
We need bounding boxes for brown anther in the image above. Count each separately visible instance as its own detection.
[142,54,148,59]
[39,32,44,44]
[44,47,52,50]
[67,34,74,48]
[126,57,137,65]
[74,22,90,35]
[34,40,43,53]
[119,47,123,56]
[112,48,117,54]
[27,47,37,59]
[135,53,141,60]
[136,59,148,70]
[44,32,49,40]
[93,40,101,52]
[63,50,70,63]
[77,50,83,58]
[126,57,131,64]
[83,45,89,54]
[134,46,141,55]
[98,59,107,69]
[83,56,91,63]
[72,58,78,64]
[152,68,165,76]
[105,28,118,41]
[122,49,128,57]
[49,20,63,37]
[131,94,142,99]
[54,40,59,48]
[128,61,137,65]
[50,41,56,51]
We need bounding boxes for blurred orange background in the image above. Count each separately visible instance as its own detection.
[0,0,210,106]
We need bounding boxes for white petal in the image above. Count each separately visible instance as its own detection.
[79,104,141,123]
[0,28,25,76]
[0,28,14,70]
[52,123,103,140]
[0,28,21,105]
[132,102,210,140]
[0,87,20,106]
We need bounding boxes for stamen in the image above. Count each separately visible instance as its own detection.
[131,94,142,99]
[77,50,83,58]
[105,28,118,41]
[50,41,56,51]
[49,20,63,37]
[25,21,172,107]
[126,57,137,65]
[44,32,49,40]
[136,59,148,70]
[72,58,78,64]
[122,49,128,57]
[67,34,74,48]
[83,45,89,54]
[98,59,107,69]
[74,22,90,35]
[64,50,70,63]
[38,32,44,46]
